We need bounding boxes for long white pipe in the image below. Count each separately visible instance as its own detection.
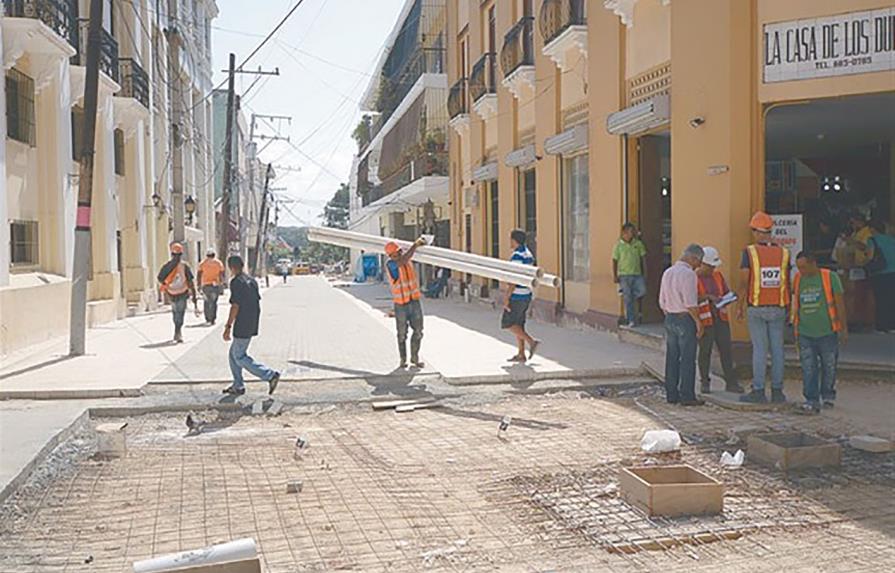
[309,230,539,289]
[312,227,542,279]
[133,538,257,572]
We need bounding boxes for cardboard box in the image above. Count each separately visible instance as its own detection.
[619,465,724,517]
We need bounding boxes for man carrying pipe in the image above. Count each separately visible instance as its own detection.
[502,229,541,362]
[385,238,427,369]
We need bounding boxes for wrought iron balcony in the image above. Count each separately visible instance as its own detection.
[74,18,119,83]
[448,78,468,119]
[500,16,535,79]
[378,151,448,199]
[469,52,497,104]
[2,0,78,48]
[374,47,445,129]
[119,58,149,109]
[540,0,587,46]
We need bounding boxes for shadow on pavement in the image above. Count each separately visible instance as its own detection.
[431,405,567,431]
[0,354,76,380]
[140,340,178,350]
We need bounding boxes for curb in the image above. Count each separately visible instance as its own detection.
[148,372,443,386]
[0,388,145,401]
[444,366,646,386]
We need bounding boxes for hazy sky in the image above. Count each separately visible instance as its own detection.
[211,0,406,227]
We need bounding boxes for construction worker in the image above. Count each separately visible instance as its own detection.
[157,243,198,343]
[736,211,790,404]
[385,238,427,369]
[502,229,540,362]
[197,248,225,324]
[696,247,743,395]
[792,251,848,414]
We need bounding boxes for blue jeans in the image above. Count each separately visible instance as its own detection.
[798,333,838,405]
[619,275,646,324]
[171,295,188,330]
[229,337,276,389]
[664,313,698,402]
[747,306,786,391]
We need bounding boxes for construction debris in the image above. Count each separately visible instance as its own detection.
[640,430,681,453]
[849,435,894,453]
[286,480,303,494]
[720,450,745,468]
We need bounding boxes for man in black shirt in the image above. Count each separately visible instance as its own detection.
[222,255,280,395]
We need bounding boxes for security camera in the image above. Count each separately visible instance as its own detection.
[689,116,705,128]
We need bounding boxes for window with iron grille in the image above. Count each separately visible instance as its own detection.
[489,180,500,289]
[71,106,85,161]
[114,128,125,175]
[6,68,36,146]
[517,168,537,258]
[10,220,39,267]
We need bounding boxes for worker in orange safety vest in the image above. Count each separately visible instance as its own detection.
[736,211,791,404]
[385,237,427,369]
[157,242,198,343]
[695,247,743,395]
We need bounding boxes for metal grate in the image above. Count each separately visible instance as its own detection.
[5,68,36,146]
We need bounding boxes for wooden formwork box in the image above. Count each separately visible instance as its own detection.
[167,559,261,573]
[619,465,724,518]
[747,432,842,471]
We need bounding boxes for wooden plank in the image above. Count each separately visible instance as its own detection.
[168,558,262,573]
[371,398,436,411]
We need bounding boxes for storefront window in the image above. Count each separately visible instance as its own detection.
[564,154,589,282]
[517,168,536,257]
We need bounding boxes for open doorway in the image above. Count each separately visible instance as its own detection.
[637,132,671,324]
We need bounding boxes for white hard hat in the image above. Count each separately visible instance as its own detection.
[206,248,216,256]
[702,246,722,267]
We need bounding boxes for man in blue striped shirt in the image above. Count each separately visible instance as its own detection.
[502,229,541,362]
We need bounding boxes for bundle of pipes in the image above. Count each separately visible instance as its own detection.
[308,227,560,289]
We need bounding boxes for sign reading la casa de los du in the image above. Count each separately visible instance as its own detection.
[763,7,895,83]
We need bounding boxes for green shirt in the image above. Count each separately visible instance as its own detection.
[797,272,843,338]
[613,238,647,276]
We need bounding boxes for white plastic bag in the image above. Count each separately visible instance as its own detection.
[640,430,681,453]
[720,449,745,468]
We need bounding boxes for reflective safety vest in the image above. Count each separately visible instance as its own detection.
[746,244,790,307]
[163,262,189,296]
[389,262,421,305]
[792,269,842,337]
[696,271,729,326]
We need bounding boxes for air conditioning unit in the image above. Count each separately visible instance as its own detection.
[606,95,670,135]
[544,123,588,156]
[504,144,537,167]
[471,161,498,183]
[463,187,480,208]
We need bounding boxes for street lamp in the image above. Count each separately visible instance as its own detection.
[185,195,196,225]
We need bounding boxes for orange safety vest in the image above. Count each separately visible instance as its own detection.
[792,269,842,337]
[389,262,421,305]
[163,262,190,296]
[696,271,729,327]
[746,244,790,307]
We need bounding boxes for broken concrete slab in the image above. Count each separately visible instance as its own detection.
[251,401,265,416]
[747,432,842,471]
[286,480,303,494]
[849,435,894,453]
[267,400,284,417]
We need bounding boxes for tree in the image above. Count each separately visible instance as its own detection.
[351,115,373,152]
[323,183,350,229]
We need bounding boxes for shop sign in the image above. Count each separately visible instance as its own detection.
[763,8,895,83]
[771,214,803,260]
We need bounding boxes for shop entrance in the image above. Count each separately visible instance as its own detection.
[637,132,671,324]
[765,92,895,333]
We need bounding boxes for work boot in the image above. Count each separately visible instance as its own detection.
[174,328,183,343]
[771,389,787,404]
[739,389,767,404]
[680,398,706,407]
[410,359,425,369]
[700,380,711,394]
[268,372,281,395]
[725,381,745,394]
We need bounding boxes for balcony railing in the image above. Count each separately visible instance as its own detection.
[2,0,78,48]
[74,19,119,83]
[378,151,448,200]
[374,47,445,132]
[501,16,535,78]
[448,78,468,119]
[540,0,586,46]
[119,58,149,109]
[469,52,497,104]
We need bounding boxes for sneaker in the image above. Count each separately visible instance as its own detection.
[822,400,835,409]
[410,360,425,369]
[507,354,526,363]
[725,381,745,394]
[222,385,245,396]
[268,372,281,395]
[397,361,408,369]
[700,381,712,394]
[771,389,787,404]
[626,321,637,328]
[680,398,706,407]
[796,402,821,415]
[739,390,767,404]
[528,339,541,360]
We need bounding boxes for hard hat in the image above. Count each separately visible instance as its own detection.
[384,242,400,256]
[702,246,722,267]
[205,248,216,256]
[170,242,184,255]
[749,211,773,232]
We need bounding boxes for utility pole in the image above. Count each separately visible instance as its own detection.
[218,53,237,260]
[69,0,104,356]
[252,164,274,276]
[166,0,185,247]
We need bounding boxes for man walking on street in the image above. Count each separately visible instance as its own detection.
[385,238,427,369]
[157,243,197,343]
[502,229,540,362]
[659,244,705,406]
[696,246,743,394]
[197,248,225,324]
[792,252,848,414]
[737,211,790,404]
[222,255,280,396]
[612,223,648,327]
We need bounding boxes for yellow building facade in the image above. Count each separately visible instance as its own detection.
[448,0,895,339]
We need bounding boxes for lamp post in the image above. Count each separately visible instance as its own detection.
[185,195,196,226]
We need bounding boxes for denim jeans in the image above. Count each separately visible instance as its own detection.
[202,285,220,323]
[229,337,276,389]
[798,333,838,405]
[747,306,786,391]
[664,313,698,402]
[394,299,424,362]
[171,295,188,330]
[697,319,739,386]
[619,275,646,324]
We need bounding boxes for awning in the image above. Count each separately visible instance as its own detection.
[545,123,588,155]
[471,161,498,183]
[504,144,537,167]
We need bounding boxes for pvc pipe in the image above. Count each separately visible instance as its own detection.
[309,231,540,289]
[311,227,542,279]
[133,538,257,572]
[541,273,561,288]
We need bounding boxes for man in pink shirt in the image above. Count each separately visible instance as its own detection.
[659,244,705,405]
